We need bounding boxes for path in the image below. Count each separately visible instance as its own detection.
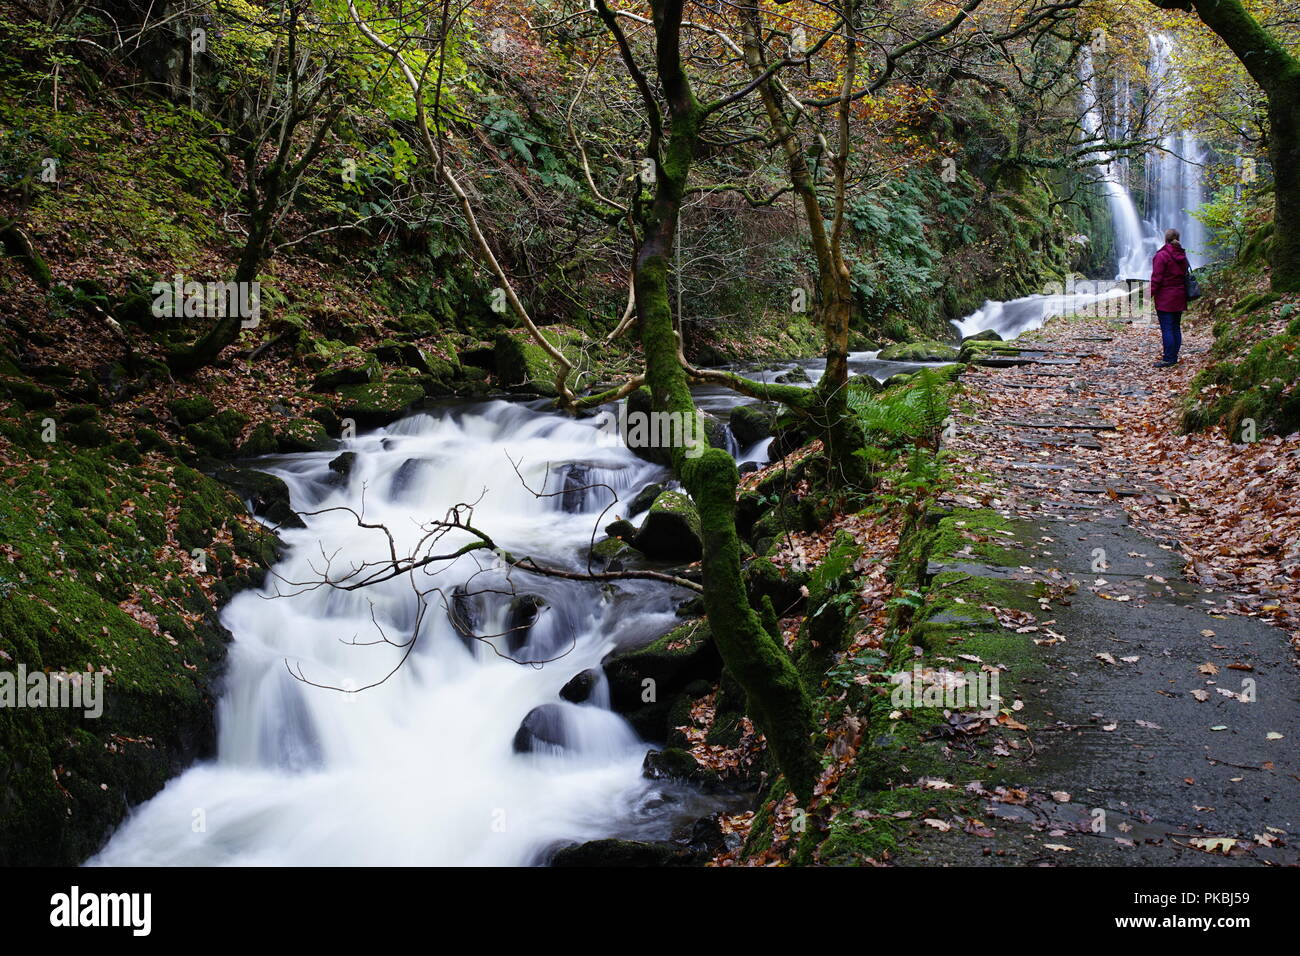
[893,312,1298,866]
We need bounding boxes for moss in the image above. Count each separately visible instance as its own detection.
[0,434,278,864]
[877,341,960,362]
[275,417,331,452]
[927,507,1023,565]
[336,381,425,425]
[1181,322,1300,438]
[167,396,216,425]
[238,421,278,457]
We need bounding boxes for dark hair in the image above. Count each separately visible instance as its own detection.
[1165,228,1181,244]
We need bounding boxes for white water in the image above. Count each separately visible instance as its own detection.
[953,37,1209,340]
[1080,46,1149,280]
[1146,33,1208,268]
[93,401,713,866]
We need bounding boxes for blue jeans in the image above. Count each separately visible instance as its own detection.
[1157,310,1182,363]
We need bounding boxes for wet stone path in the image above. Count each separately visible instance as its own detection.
[895,315,1298,866]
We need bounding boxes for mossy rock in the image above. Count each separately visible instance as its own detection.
[65,418,113,448]
[336,381,425,427]
[208,464,305,529]
[275,417,332,452]
[0,440,280,864]
[183,409,249,458]
[495,331,559,396]
[960,329,1002,343]
[633,489,703,562]
[167,396,216,425]
[877,341,960,362]
[728,403,777,448]
[0,376,56,409]
[590,535,634,569]
[602,618,720,738]
[238,421,278,457]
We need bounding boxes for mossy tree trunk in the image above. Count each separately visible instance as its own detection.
[1153,0,1300,291]
[595,0,820,802]
[738,1,867,486]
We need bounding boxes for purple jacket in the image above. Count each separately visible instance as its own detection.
[1151,242,1189,313]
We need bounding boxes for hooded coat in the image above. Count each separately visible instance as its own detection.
[1150,242,1189,313]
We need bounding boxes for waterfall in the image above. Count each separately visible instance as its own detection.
[91,401,714,866]
[1145,33,1209,268]
[1080,46,1148,280]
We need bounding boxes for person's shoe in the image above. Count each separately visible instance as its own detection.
[1152,360,1175,367]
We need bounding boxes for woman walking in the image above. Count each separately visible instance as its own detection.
[1150,228,1190,367]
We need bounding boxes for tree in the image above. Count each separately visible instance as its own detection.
[1152,0,1300,290]
[591,0,821,803]
[169,0,353,373]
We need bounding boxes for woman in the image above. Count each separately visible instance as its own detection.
[1150,228,1189,367]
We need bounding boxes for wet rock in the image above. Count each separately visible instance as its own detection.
[961,329,1002,343]
[560,463,590,513]
[728,403,776,448]
[627,481,664,518]
[559,669,599,704]
[605,519,637,543]
[642,747,703,781]
[209,464,305,529]
[389,458,430,498]
[325,451,356,486]
[602,619,720,739]
[549,839,693,867]
[448,584,480,649]
[590,535,633,571]
[633,490,702,562]
[512,703,570,753]
[505,594,546,653]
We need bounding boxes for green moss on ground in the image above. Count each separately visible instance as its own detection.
[0,424,279,864]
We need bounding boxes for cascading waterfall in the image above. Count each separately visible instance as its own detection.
[952,38,1211,340]
[92,401,718,866]
[1145,33,1208,268]
[1080,46,1149,280]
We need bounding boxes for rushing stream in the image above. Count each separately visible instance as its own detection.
[94,401,726,865]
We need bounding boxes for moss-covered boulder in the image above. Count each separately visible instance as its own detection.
[183,409,249,458]
[208,464,305,529]
[275,417,332,452]
[633,489,703,562]
[336,381,425,427]
[729,402,777,449]
[602,619,720,739]
[877,341,960,362]
[495,331,559,395]
[167,395,215,425]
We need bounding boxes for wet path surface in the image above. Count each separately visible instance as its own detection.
[904,320,1298,866]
